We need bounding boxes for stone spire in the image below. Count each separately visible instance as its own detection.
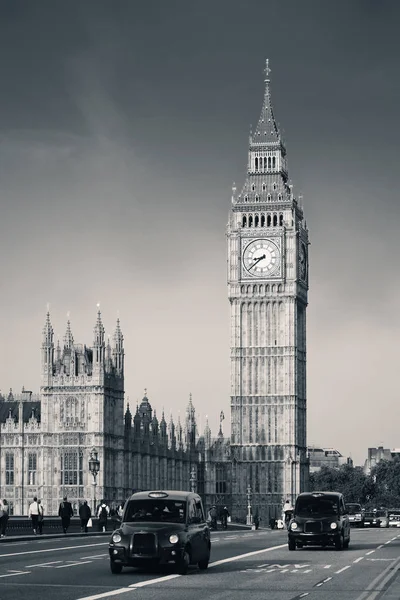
[42,312,54,346]
[42,312,54,377]
[93,308,105,366]
[252,59,281,145]
[63,319,74,349]
[112,318,124,374]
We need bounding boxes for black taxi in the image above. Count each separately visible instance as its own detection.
[109,490,211,574]
[288,491,351,551]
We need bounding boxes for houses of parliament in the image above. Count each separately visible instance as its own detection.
[0,61,309,522]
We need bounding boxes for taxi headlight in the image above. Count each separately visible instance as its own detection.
[330,522,338,530]
[169,534,179,544]
[112,533,122,543]
[290,522,298,531]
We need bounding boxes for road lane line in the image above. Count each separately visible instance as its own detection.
[76,589,133,600]
[323,577,332,582]
[353,557,364,563]
[377,545,384,549]
[55,560,93,568]
[25,560,63,567]
[366,550,375,555]
[323,564,331,568]
[335,565,351,574]
[0,542,106,558]
[353,555,400,600]
[208,543,286,568]
[0,571,31,578]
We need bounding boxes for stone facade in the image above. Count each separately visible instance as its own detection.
[227,60,309,523]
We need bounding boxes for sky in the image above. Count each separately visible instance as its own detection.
[0,0,399,466]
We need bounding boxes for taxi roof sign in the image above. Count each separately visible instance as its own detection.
[148,492,169,498]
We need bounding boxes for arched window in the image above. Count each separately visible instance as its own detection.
[278,193,282,201]
[267,214,271,226]
[255,157,258,170]
[241,285,245,293]
[273,182,277,190]
[279,213,283,226]
[242,215,247,227]
[273,214,278,226]
[244,195,248,202]
[255,195,259,202]
[268,156,271,169]
[249,214,253,227]
[272,156,276,169]
[263,157,267,170]
[255,214,259,227]
[261,214,265,227]
[267,193,271,202]
[262,183,266,191]
[251,184,255,191]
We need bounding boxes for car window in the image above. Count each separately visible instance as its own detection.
[188,498,196,522]
[295,497,339,517]
[195,500,205,522]
[124,499,186,523]
[346,504,362,514]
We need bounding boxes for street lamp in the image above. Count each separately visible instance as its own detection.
[89,447,100,514]
[190,466,196,493]
[246,486,252,526]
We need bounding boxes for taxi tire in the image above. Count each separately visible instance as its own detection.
[198,552,210,570]
[178,549,190,575]
[335,534,344,551]
[110,560,123,574]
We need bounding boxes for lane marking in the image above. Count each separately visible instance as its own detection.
[323,576,332,582]
[0,571,31,578]
[324,564,331,568]
[353,557,364,563]
[76,589,132,600]
[208,543,286,569]
[377,545,384,549]
[55,561,93,568]
[366,550,375,555]
[25,560,63,567]
[0,542,106,558]
[353,555,400,600]
[335,565,351,574]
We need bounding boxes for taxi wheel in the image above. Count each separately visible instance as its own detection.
[110,560,123,574]
[198,551,210,570]
[178,549,190,575]
[335,534,344,551]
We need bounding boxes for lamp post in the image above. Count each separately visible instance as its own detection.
[89,447,100,515]
[246,485,252,526]
[190,465,196,493]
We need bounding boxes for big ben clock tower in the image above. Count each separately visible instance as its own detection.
[227,61,309,522]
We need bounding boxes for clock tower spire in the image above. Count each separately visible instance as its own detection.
[227,60,309,524]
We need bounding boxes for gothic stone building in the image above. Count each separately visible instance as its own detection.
[227,60,309,521]
[0,312,210,516]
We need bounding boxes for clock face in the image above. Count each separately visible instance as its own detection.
[242,239,280,277]
[299,242,307,280]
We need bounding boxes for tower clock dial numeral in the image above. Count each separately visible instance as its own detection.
[242,239,280,277]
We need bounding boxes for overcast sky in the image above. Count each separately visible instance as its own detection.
[0,0,399,466]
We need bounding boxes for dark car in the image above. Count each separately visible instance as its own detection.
[108,490,211,575]
[347,503,365,528]
[363,509,383,528]
[288,491,351,551]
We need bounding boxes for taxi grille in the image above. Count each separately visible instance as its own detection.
[132,533,157,556]
[304,521,322,533]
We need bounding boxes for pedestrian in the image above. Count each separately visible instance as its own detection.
[58,496,74,533]
[79,500,92,533]
[37,500,44,535]
[0,499,9,537]
[208,505,218,530]
[253,513,260,530]
[221,506,230,529]
[117,503,124,520]
[97,500,110,532]
[283,498,293,529]
[28,496,40,535]
[269,517,276,530]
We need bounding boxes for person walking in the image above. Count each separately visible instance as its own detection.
[0,499,9,537]
[37,500,44,535]
[58,496,74,533]
[253,512,260,530]
[28,496,40,535]
[97,500,110,532]
[79,500,92,533]
[221,506,230,529]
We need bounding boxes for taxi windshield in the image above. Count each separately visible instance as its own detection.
[295,497,339,517]
[347,504,362,515]
[124,499,186,524]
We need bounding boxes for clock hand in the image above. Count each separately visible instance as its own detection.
[249,254,266,269]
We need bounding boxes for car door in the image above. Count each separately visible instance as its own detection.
[187,498,201,563]
[194,498,210,559]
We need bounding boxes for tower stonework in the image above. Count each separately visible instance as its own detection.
[227,61,309,521]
